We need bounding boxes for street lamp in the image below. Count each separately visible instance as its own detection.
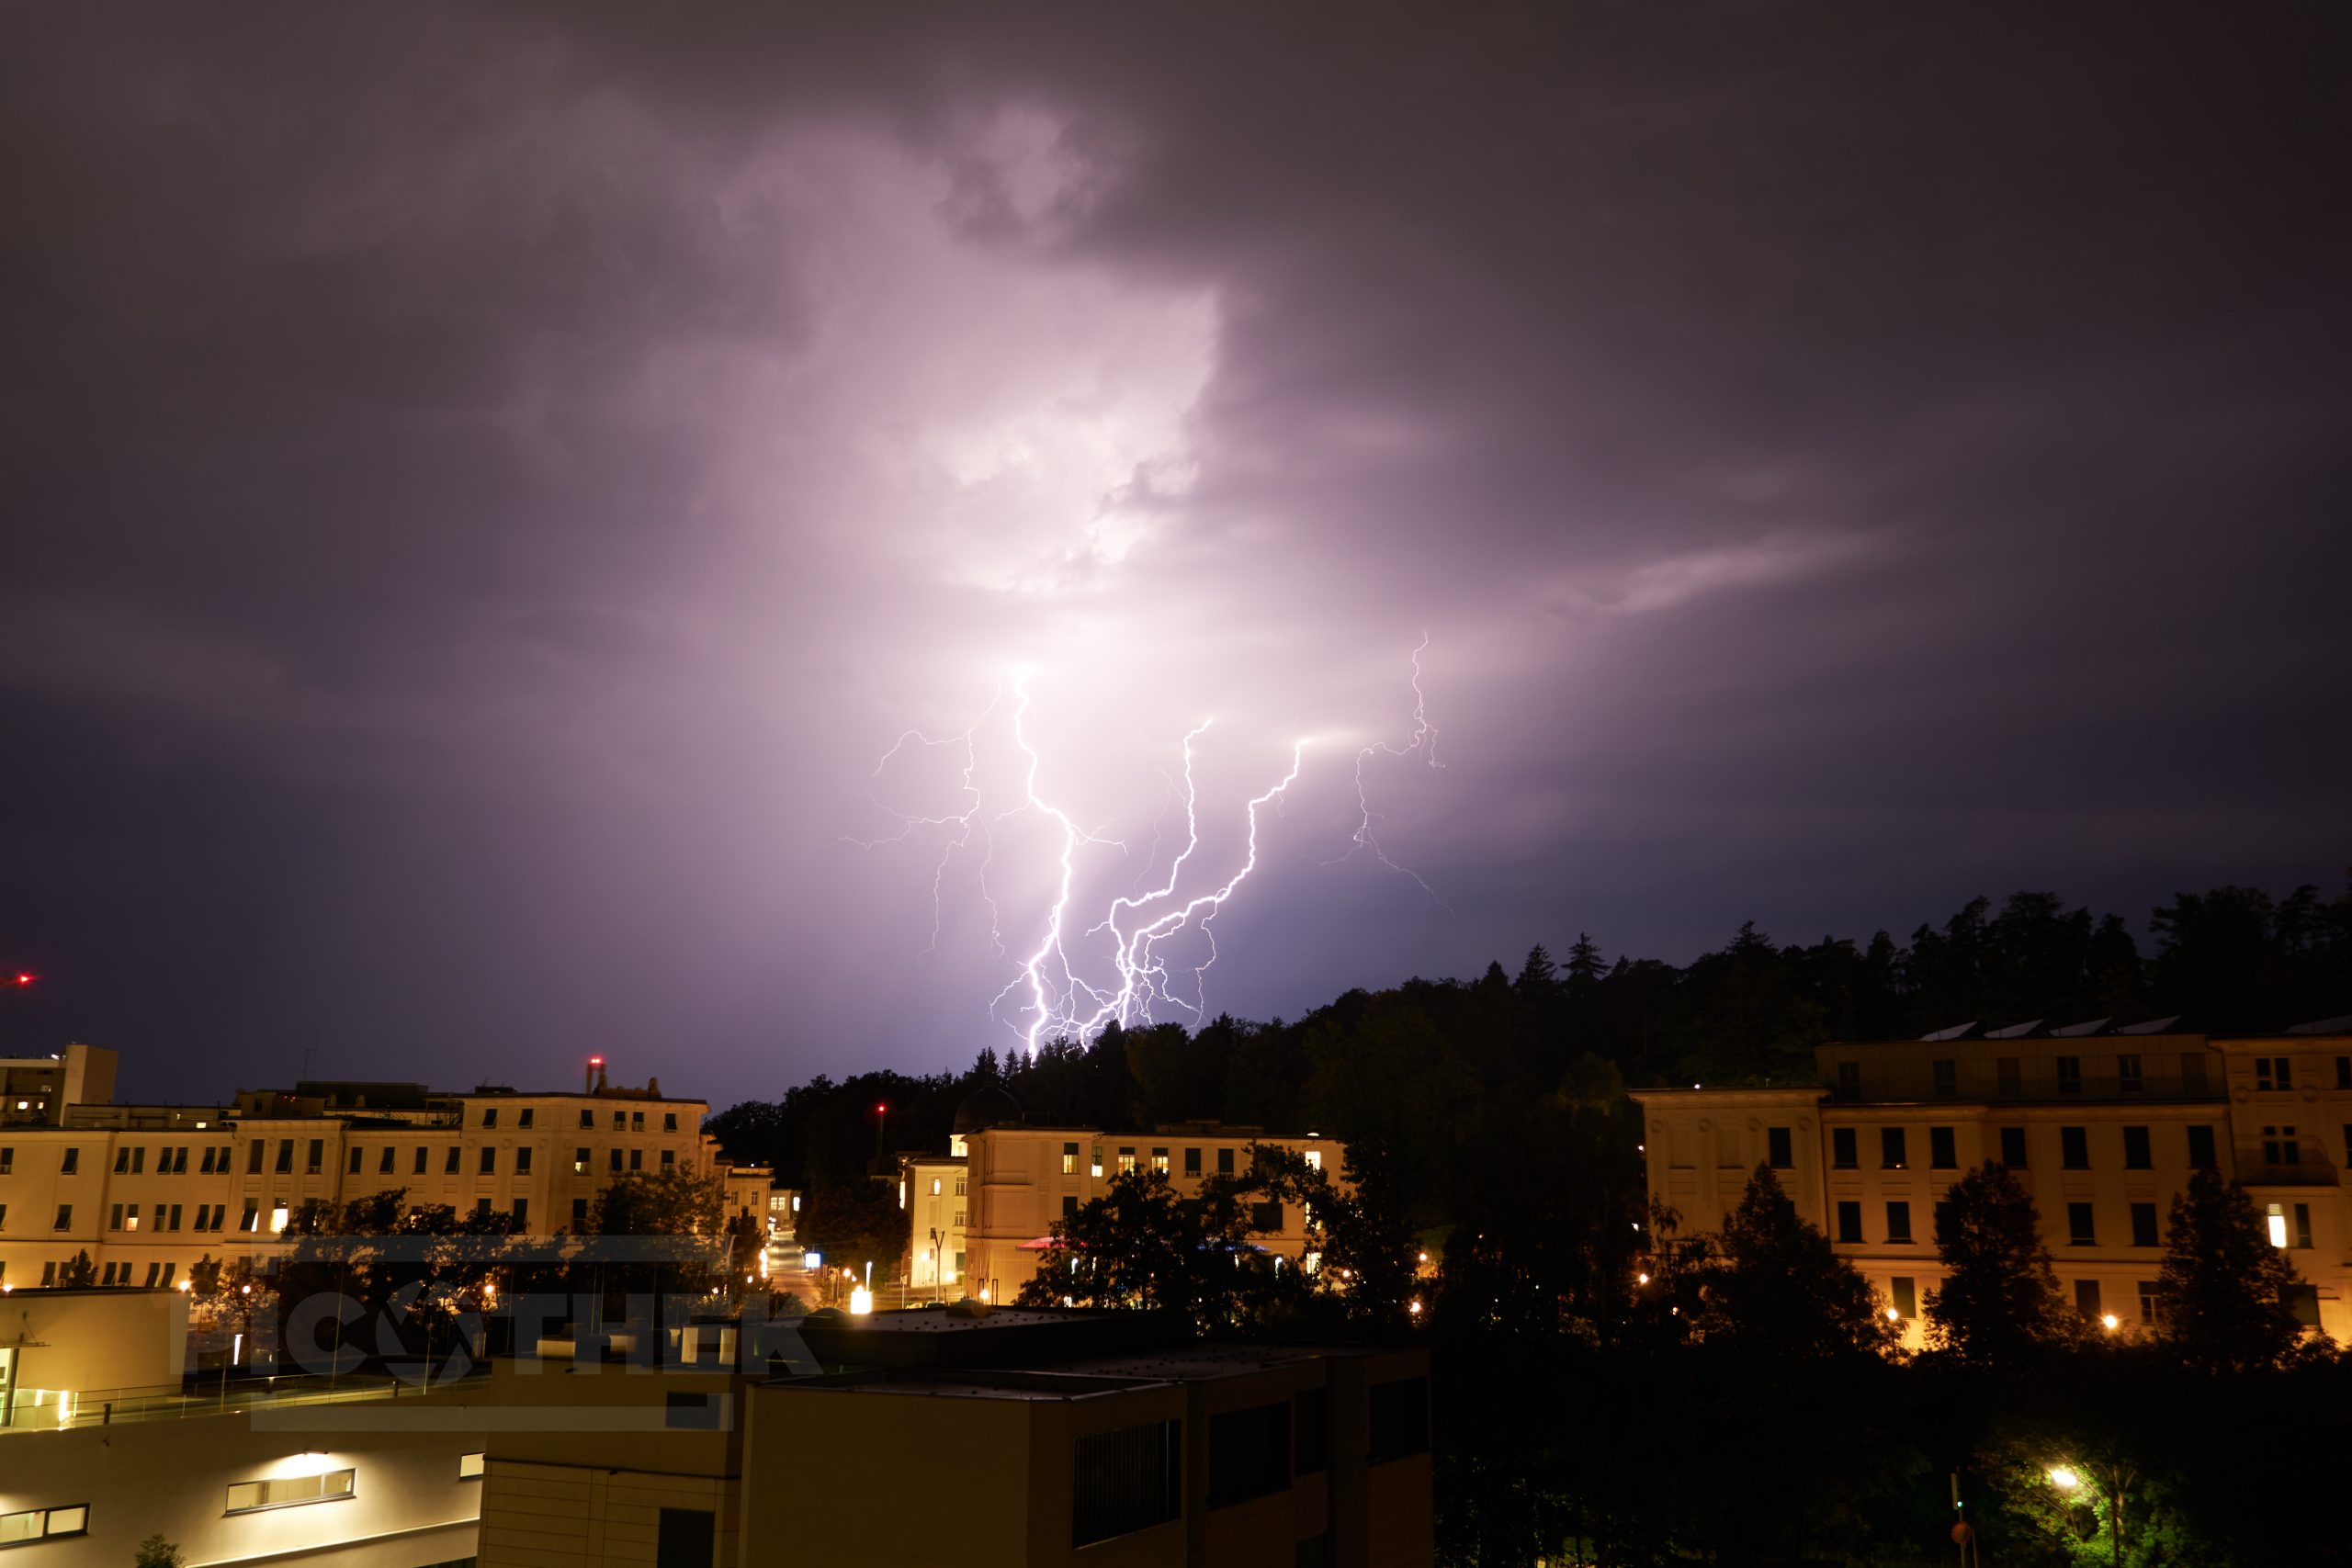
[2048,1461,2131,1568]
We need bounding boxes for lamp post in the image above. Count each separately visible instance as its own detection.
[2048,1461,2131,1568]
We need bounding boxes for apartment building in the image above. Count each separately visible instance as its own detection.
[899,1150,968,1292]
[1633,1020,2352,1344]
[952,1085,1345,1303]
[0,1055,766,1292]
[0,1042,116,1127]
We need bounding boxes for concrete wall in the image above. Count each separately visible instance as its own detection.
[0,1388,481,1568]
[3,1284,187,1395]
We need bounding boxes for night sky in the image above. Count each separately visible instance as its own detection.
[5,6,2348,1107]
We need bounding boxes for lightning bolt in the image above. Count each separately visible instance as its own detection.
[857,644,1443,1055]
[1328,633,1452,912]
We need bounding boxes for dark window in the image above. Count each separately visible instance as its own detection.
[2337,1056,2351,1090]
[2294,1202,2313,1249]
[1184,1146,1203,1176]
[580,1110,594,1129]
[58,1148,76,1174]
[1996,1057,2022,1099]
[1250,1201,1283,1232]
[633,1111,645,1130]
[2257,1056,2292,1092]
[2068,1202,2096,1247]
[1767,1127,1793,1169]
[413,1146,428,1175]
[1207,1401,1292,1507]
[1831,1128,1858,1169]
[1062,1195,1079,1219]
[348,1146,363,1175]
[519,1108,534,1129]
[1368,1376,1430,1463]
[2056,1056,2082,1095]
[1885,1201,1912,1244]
[2122,1126,2152,1169]
[2138,1280,2161,1323]
[1295,1535,1333,1568]
[571,1198,589,1226]
[1881,1128,1906,1170]
[2187,1125,2217,1169]
[1929,1127,1957,1169]
[274,1140,293,1174]
[2180,1054,2210,1095]
[446,1146,462,1174]
[656,1508,715,1568]
[1934,1201,1956,1245]
[480,1147,496,1175]
[2118,1055,2143,1094]
[1932,1058,1957,1099]
[2075,1279,2102,1318]
[512,1198,528,1228]
[1072,1419,1182,1548]
[2131,1202,2159,1247]
[663,1392,720,1430]
[482,1108,498,1128]
[1295,1387,1330,1475]
[516,1147,532,1175]
[1217,1148,1235,1176]
[1836,1201,1862,1243]
[1999,1127,2029,1168]
[379,1147,396,1174]
[306,1138,323,1174]
[609,1149,623,1172]
[1835,1061,1861,1100]
[2262,1124,2300,1166]
[2061,1127,2089,1169]
[2286,1283,2321,1328]
[1890,1276,1917,1317]
[664,1112,677,1132]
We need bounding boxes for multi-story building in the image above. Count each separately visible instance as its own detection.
[472,1303,1434,1568]
[0,1042,116,1126]
[953,1085,1345,1303]
[899,1149,968,1292]
[0,1055,766,1292]
[1633,1019,2352,1344]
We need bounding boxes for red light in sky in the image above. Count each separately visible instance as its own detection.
[876,1103,887,1113]
[12,974,30,987]
[589,1055,604,1065]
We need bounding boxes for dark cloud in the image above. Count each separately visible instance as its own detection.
[2,3,2347,1101]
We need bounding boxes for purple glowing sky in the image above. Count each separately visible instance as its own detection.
[3,6,2347,1105]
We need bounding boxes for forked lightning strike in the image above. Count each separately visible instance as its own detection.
[857,646,1444,1054]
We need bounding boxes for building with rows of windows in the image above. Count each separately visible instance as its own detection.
[1634,1020,2352,1344]
[0,1052,769,1292]
[949,1084,1345,1304]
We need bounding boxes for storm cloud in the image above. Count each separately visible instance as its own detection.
[4,4,2347,1101]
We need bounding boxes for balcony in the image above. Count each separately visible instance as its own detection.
[2238,1156,2340,1188]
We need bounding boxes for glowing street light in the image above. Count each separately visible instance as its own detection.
[2048,1465,2080,1490]
[2100,1313,2120,1331]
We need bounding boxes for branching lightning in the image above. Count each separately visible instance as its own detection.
[857,645,1443,1055]
[1328,633,1452,913]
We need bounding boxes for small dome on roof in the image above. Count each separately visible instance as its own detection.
[953,1082,1024,1135]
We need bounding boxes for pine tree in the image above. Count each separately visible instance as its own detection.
[2155,1168,2307,1371]
[59,1248,96,1287]
[1925,1162,2076,1365]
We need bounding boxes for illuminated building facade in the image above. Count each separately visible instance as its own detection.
[951,1085,1344,1303]
[1633,1021,2352,1343]
[0,1055,767,1292]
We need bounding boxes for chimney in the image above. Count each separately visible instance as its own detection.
[647,1076,661,1100]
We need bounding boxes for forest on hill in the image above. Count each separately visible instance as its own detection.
[707,878,2352,1195]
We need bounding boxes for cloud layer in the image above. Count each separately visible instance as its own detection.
[3,4,2347,1101]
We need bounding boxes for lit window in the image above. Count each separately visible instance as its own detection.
[2267,1204,2290,1248]
[1117,1148,1136,1175]
[1062,1142,1078,1175]
[458,1453,485,1480]
[1151,1148,1170,1174]
[931,1178,942,1197]
[0,1506,89,1543]
[224,1470,355,1513]
[1304,1149,1322,1172]
[270,1204,289,1233]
